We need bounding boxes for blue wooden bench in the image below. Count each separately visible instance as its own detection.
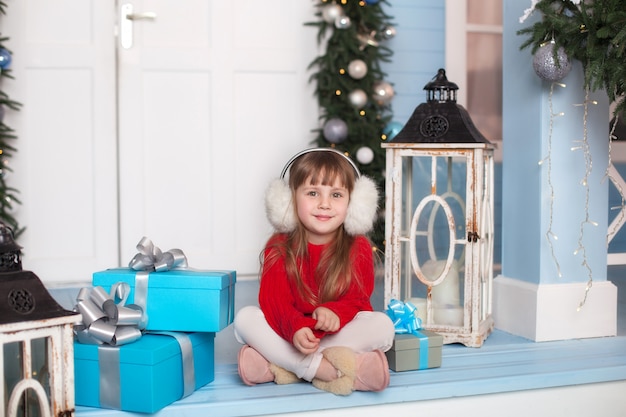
[47,267,626,416]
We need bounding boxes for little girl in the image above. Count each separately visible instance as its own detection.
[233,148,395,396]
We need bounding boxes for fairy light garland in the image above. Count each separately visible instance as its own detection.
[539,81,566,278]
[521,0,624,314]
[571,87,598,311]
[539,82,600,311]
[606,114,625,242]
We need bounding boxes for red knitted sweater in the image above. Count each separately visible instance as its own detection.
[258,234,374,344]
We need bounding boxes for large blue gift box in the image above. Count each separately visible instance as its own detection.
[93,268,236,332]
[74,332,214,413]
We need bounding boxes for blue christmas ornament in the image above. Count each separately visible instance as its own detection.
[0,48,12,70]
[365,0,380,4]
[383,121,403,141]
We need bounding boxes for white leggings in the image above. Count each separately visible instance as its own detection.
[233,305,395,381]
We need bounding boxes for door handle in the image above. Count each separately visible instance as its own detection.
[120,3,157,49]
[126,11,157,21]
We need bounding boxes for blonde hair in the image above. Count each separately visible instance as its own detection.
[263,151,363,304]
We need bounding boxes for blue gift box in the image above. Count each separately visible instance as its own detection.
[74,332,214,413]
[93,268,236,332]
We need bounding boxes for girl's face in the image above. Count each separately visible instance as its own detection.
[295,174,349,245]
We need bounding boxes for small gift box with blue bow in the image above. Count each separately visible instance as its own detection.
[385,299,443,372]
[74,331,215,413]
[92,237,236,332]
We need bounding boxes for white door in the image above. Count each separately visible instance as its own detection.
[116,1,318,275]
[5,1,318,283]
[4,1,119,283]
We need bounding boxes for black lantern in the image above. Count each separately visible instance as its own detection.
[383,69,496,347]
[0,222,80,416]
[392,68,489,144]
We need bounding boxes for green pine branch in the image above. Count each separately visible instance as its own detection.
[0,3,24,238]
[306,0,395,248]
[518,0,626,117]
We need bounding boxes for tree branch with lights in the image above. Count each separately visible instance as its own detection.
[518,0,625,118]
[306,0,398,248]
[0,1,23,238]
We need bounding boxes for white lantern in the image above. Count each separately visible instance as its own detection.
[0,224,80,417]
[383,69,495,347]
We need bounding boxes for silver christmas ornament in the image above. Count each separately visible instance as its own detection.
[372,80,394,105]
[322,118,349,144]
[347,59,368,79]
[382,26,396,40]
[532,42,572,82]
[322,4,343,24]
[356,146,375,164]
[335,15,351,29]
[348,89,368,108]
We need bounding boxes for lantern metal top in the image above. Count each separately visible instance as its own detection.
[391,68,491,145]
[0,222,76,325]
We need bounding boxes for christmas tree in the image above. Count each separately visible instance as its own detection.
[307,0,397,249]
[0,1,23,238]
[518,0,626,117]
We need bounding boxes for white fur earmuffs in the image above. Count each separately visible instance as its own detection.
[264,148,379,235]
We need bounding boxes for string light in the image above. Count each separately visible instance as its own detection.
[573,87,597,311]
[542,83,599,310]
[606,113,625,244]
[542,82,566,278]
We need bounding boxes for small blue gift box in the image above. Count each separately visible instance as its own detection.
[74,332,214,413]
[93,268,236,332]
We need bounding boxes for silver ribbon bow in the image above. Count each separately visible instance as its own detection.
[97,332,196,409]
[74,284,145,346]
[128,236,188,272]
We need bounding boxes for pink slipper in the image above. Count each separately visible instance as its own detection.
[237,345,274,386]
[353,349,390,392]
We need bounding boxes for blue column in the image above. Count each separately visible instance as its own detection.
[497,0,616,341]
[502,0,609,286]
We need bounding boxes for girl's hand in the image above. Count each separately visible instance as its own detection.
[312,307,340,333]
[293,327,320,355]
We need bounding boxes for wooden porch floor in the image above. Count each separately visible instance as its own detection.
[54,265,626,417]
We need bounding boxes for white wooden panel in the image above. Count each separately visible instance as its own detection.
[23,69,95,258]
[141,1,210,48]
[24,0,92,45]
[4,1,118,283]
[141,71,212,245]
[233,0,297,49]
[118,0,317,275]
[4,0,317,282]
[231,72,308,271]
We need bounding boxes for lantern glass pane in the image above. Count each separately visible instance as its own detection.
[399,153,468,328]
[31,337,50,411]
[4,341,24,408]
[4,338,50,417]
